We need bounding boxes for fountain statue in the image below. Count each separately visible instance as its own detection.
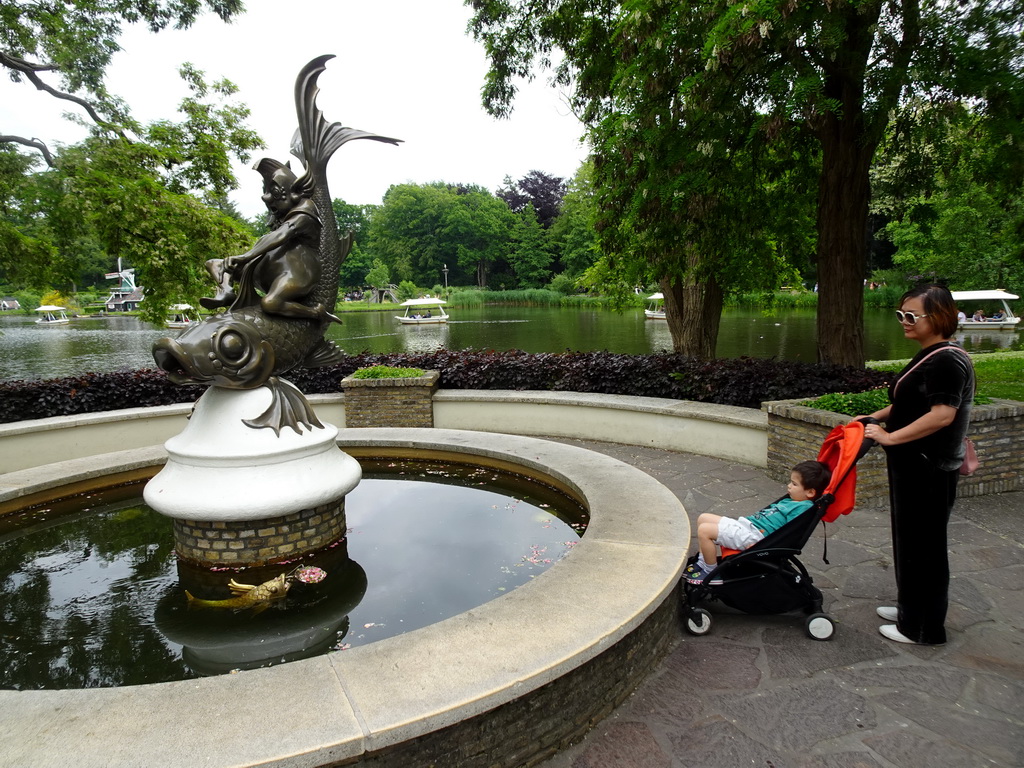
[146,55,400,570]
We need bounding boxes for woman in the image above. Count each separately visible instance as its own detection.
[862,284,975,645]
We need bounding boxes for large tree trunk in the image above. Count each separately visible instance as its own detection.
[815,126,873,367]
[813,7,882,369]
[662,270,722,360]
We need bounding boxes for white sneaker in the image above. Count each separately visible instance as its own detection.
[876,606,898,622]
[879,624,917,644]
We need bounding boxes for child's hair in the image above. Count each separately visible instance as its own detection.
[792,460,831,496]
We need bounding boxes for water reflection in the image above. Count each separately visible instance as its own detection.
[643,319,673,352]
[0,459,586,688]
[156,544,367,676]
[398,321,450,353]
[954,329,1020,351]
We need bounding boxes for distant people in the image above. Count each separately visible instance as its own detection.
[957,310,966,323]
[990,309,1006,321]
[972,309,985,322]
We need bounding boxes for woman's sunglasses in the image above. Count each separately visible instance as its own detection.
[895,310,929,325]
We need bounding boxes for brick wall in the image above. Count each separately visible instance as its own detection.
[340,584,681,768]
[341,370,440,428]
[764,398,1024,508]
[173,498,346,566]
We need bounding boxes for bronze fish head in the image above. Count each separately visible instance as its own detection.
[153,312,276,389]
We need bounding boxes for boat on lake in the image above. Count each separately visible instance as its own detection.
[953,290,1020,330]
[644,293,666,320]
[165,304,199,329]
[396,298,449,325]
[34,305,70,325]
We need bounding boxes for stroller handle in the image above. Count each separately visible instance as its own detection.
[852,416,880,457]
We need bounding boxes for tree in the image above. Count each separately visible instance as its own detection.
[441,186,515,287]
[364,258,391,301]
[1,0,244,164]
[468,0,1024,365]
[496,170,567,228]
[508,204,553,287]
[368,182,514,288]
[870,98,1024,293]
[333,198,375,289]
[548,161,600,280]
[1,67,264,321]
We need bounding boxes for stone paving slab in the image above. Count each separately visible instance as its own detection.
[540,438,1024,768]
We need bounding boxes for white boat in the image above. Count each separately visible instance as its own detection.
[644,293,666,320]
[952,290,1020,330]
[34,305,70,325]
[396,297,449,324]
[166,304,199,329]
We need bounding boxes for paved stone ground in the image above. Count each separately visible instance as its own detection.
[539,439,1023,768]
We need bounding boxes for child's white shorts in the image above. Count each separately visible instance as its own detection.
[716,516,765,551]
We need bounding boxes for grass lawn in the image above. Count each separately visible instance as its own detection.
[869,350,1024,402]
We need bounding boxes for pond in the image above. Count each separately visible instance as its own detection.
[0,457,587,689]
[0,305,1020,382]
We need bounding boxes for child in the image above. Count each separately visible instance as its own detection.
[684,460,832,583]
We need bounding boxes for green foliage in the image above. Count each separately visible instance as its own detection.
[350,365,425,380]
[548,161,599,279]
[2,1,243,103]
[469,0,1024,367]
[364,258,390,289]
[801,389,891,417]
[547,272,578,295]
[508,205,553,288]
[1,67,263,321]
[396,280,419,301]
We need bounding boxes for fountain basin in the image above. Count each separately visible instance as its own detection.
[0,428,688,767]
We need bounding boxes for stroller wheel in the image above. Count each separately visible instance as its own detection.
[685,608,713,636]
[805,613,836,641]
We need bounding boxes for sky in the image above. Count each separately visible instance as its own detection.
[0,0,589,218]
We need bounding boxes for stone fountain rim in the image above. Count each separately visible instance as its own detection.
[0,427,689,768]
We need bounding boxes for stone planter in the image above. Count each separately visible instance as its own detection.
[340,369,440,428]
[763,397,1024,508]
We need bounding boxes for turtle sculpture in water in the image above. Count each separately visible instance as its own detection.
[152,55,400,434]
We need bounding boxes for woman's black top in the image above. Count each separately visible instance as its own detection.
[886,341,975,471]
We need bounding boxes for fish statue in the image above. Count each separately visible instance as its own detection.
[184,573,290,613]
[152,55,401,434]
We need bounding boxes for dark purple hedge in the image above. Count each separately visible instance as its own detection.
[0,350,889,424]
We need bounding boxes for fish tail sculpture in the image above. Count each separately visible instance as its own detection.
[184,573,290,613]
[151,56,401,435]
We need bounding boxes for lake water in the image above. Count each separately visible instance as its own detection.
[1,305,1020,382]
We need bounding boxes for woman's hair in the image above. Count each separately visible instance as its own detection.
[899,283,959,338]
[792,460,832,495]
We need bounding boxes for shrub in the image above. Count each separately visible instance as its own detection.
[350,365,425,379]
[0,351,892,423]
[801,388,890,417]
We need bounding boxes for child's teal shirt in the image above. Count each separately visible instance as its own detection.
[742,498,813,535]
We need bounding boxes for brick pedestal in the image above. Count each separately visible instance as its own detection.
[341,370,440,428]
[172,498,347,566]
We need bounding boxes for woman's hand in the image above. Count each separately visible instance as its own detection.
[863,422,895,446]
[863,404,957,447]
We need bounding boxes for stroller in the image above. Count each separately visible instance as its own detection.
[682,419,875,641]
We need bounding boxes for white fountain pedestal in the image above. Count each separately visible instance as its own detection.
[145,385,361,522]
